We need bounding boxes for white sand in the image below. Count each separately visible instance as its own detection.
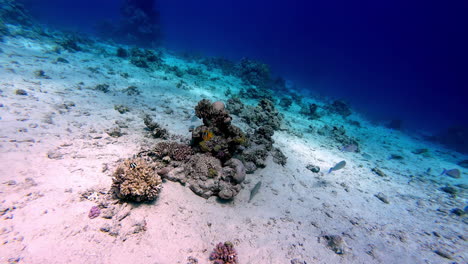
[0,34,466,264]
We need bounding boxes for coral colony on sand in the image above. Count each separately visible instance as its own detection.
[209,242,238,264]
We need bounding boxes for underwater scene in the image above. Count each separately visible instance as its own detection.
[0,0,467,263]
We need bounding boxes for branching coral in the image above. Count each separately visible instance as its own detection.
[111,158,162,202]
[209,242,238,264]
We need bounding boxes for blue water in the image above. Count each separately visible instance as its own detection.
[22,0,468,134]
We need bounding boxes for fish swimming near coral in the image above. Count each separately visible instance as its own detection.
[329,160,346,173]
[439,168,461,179]
[340,144,358,153]
[248,181,262,203]
[202,130,214,141]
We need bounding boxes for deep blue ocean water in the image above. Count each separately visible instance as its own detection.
[21,0,468,134]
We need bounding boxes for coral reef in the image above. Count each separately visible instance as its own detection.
[201,57,237,76]
[227,98,283,130]
[130,48,163,69]
[328,100,352,117]
[209,241,238,264]
[236,58,271,89]
[143,114,169,139]
[111,158,162,202]
[0,0,33,26]
[226,98,287,168]
[191,99,246,162]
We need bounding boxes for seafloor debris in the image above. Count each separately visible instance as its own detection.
[321,235,346,254]
[306,164,320,173]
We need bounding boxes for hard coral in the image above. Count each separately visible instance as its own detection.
[192,99,245,162]
[152,141,193,161]
[184,154,241,200]
[209,242,238,264]
[111,158,162,202]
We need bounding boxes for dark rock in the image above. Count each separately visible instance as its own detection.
[94,84,110,93]
[450,208,466,216]
[14,89,28,96]
[56,57,69,63]
[458,159,468,168]
[306,164,320,173]
[440,186,458,195]
[116,47,128,58]
[375,192,390,204]
[322,235,346,254]
[371,167,386,177]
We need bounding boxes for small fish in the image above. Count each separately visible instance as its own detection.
[340,144,358,153]
[130,162,137,169]
[439,169,461,179]
[328,160,346,173]
[361,153,373,160]
[248,181,262,203]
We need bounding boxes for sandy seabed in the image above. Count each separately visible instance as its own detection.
[0,33,467,264]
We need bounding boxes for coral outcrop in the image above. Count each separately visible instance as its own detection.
[209,241,238,264]
[328,100,352,117]
[236,58,271,89]
[184,154,242,200]
[191,99,246,162]
[111,158,162,202]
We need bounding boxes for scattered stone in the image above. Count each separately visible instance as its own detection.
[434,249,453,259]
[371,167,386,177]
[322,235,346,254]
[272,147,287,166]
[290,259,306,264]
[450,208,466,216]
[114,104,130,114]
[375,192,390,204]
[34,70,51,79]
[94,84,110,93]
[440,186,458,196]
[412,148,429,155]
[101,206,117,219]
[56,57,69,63]
[306,164,320,173]
[4,180,16,186]
[122,85,140,96]
[106,126,124,138]
[47,149,63,160]
[14,89,28,96]
[187,256,198,264]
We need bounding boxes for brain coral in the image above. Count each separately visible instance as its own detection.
[111,158,162,202]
